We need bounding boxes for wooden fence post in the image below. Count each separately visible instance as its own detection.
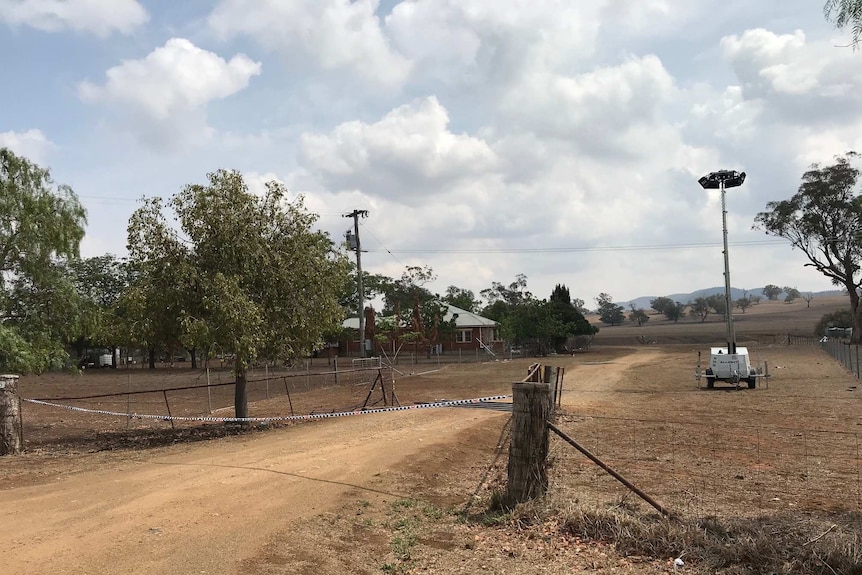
[1,374,23,455]
[507,381,551,504]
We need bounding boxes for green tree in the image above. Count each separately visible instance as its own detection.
[754,153,862,343]
[64,254,131,364]
[628,306,650,327]
[443,285,479,312]
[824,0,862,48]
[650,296,674,315]
[815,309,854,336]
[127,170,348,418]
[783,286,801,303]
[762,284,783,300]
[690,297,711,322]
[0,148,87,373]
[663,301,686,323]
[707,293,727,317]
[736,295,753,313]
[596,293,625,326]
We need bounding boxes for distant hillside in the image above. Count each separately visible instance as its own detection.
[620,287,844,311]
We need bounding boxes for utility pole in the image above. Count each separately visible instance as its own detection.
[344,210,369,358]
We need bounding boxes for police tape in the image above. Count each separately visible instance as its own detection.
[21,395,512,424]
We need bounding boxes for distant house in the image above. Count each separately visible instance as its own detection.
[335,304,503,357]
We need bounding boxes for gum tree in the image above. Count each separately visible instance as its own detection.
[127,170,348,418]
[754,152,862,342]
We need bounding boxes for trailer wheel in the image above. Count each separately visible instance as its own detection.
[747,379,756,389]
[705,369,715,389]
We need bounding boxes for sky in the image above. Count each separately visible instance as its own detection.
[1,0,859,307]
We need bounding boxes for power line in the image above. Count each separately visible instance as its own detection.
[360,221,405,265]
[365,239,788,255]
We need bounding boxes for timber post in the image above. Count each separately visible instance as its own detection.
[1,374,23,455]
[506,380,551,504]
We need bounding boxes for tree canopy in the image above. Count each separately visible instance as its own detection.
[596,293,625,326]
[0,148,87,373]
[127,170,347,417]
[754,152,862,342]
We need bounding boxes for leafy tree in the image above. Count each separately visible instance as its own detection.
[596,293,625,326]
[628,306,650,327]
[815,309,854,336]
[762,284,783,300]
[783,286,801,303]
[824,0,862,47]
[127,170,347,418]
[690,297,711,322]
[480,274,532,307]
[754,152,862,343]
[707,293,727,317]
[802,292,815,308]
[736,296,753,313]
[64,254,131,364]
[443,285,479,312]
[650,296,674,315]
[0,148,87,373]
[663,301,686,323]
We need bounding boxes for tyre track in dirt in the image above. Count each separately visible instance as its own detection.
[0,407,508,575]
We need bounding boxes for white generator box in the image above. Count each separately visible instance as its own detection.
[706,347,756,389]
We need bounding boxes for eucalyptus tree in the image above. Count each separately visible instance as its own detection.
[127,170,348,418]
[0,148,86,372]
[754,152,862,342]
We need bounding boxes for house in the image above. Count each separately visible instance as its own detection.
[335,304,504,357]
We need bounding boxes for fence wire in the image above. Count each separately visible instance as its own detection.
[550,413,861,528]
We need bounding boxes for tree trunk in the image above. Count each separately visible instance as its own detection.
[850,289,861,345]
[234,361,248,421]
[148,347,156,369]
[190,347,197,369]
[0,375,23,455]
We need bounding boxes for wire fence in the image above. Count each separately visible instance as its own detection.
[549,413,861,527]
[821,339,862,380]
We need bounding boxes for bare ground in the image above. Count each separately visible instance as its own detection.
[1,337,860,574]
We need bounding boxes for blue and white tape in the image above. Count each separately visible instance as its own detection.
[22,395,512,424]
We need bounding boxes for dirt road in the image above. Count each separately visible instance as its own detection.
[0,407,510,574]
[0,350,643,575]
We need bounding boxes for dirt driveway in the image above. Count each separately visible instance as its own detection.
[0,350,647,575]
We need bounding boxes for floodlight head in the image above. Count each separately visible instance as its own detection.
[698,169,746,189]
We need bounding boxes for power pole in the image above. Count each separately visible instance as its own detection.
[344,210,369,358]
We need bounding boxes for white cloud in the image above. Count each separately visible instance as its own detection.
[0,129,53,163]
[498,54,676,157]
[0,0,147,36]
[720,28,862,122]
[208,0,410,90]
[299,96,498,204]
[79,38,261,120]
[78,38,261,146]
[385,0,602,88]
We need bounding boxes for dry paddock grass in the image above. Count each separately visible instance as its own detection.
[5,302,862,573]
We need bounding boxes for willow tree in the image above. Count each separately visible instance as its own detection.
[127,170,348,418]
[825,0,862,48]
[0,148,86,372]
[754,152,862,342]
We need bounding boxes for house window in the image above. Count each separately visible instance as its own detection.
[456,329,473,343]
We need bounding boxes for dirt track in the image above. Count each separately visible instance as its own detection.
[0,351,652,575]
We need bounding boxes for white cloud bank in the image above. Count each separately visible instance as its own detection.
[208,0,410,90]
[0,0,147,35]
